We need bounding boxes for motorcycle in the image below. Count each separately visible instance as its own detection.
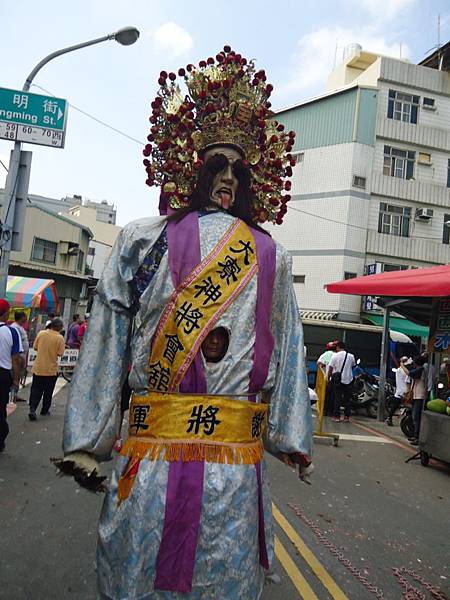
[351,363,395,418]
[400,405,414,438]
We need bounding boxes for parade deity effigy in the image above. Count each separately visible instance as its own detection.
[59,46,313,600]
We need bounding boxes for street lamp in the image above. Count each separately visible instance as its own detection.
[114,26,140,46]
[0,27,140,297]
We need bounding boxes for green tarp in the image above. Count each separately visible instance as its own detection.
[363,314,429,338]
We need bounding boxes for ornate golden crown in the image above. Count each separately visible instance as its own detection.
[143,46,295,224]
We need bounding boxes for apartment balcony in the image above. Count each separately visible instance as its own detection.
[371,172,450,208]
[376,115,450,153]
[366,229,450,264]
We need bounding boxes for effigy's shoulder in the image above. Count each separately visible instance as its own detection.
[120,216,167,246]
[274,240,293,271]
[99,217,167,291]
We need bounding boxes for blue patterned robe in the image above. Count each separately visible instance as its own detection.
[63,211,312,600]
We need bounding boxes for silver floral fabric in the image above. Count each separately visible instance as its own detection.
[63,211,312,600]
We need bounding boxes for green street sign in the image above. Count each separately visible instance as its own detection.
[0,87,68,148]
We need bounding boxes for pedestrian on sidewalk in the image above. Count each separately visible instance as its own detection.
[328,340,356,423]
[66,314,81,349]
[386,356,411,426]
[0,299,23,452]
[77,313,89,346]
[407,355,427,445]
[28,317,65,421]
[10,311,29,401]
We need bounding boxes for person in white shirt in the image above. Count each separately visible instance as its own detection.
[386,356,410,426]
[327,341,356,422]
[0,299,23,452]
[10,311,29,401]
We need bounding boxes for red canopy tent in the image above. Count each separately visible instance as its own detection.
[325,264,450,420]
[326,264,450,300]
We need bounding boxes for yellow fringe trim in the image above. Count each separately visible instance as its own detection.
[119,438,264,465]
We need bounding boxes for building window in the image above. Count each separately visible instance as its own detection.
[378,203,411,237]
[423,97,435,109]
[293,275,305,284]
[387,89,419,123]
[77,250,85,272]
[352,175,366,189]
[344,272,357,279]
[382,263,409,272]
[443,214,450,245]
[294,152,304,164]
[31,237,57,264]
[88,246,95,256]
[383,146,415,179]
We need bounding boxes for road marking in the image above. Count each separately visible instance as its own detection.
[274,535,319,599]
[273,503,350,600]
[328,433,393,443]
[352,420,415,452]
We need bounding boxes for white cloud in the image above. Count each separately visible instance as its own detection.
[277,25,410,99]
[360,0,416,21]
[152,22,193,58]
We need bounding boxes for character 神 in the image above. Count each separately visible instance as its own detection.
[55,45,312,600]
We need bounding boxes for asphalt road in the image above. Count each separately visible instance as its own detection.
[1,380,449,600]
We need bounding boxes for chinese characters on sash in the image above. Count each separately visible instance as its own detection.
[146,220,258,393]
[128,399,267,440]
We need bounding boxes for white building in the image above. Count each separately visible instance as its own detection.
[77,197,116,224]
[272,44,450,324]
[67,204,121,280]
[0,191,117,225]
[0,190,80,215]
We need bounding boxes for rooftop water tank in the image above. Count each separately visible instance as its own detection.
[344,43,362,60]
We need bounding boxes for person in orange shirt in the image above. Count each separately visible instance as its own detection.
[29,318,65,421]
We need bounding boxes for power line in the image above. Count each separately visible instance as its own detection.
[21,83,450,247]
[287,202,450,243]
[31,83,145,146]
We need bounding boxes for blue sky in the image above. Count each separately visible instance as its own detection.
[1,0,449,225]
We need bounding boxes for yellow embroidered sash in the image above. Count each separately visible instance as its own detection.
[148,219,258,392]
[118,393,268,502]
[123,392,268,460]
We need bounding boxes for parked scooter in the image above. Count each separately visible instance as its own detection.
[351,361,395,418]
[400,405,414,438]
[351,362,379,418]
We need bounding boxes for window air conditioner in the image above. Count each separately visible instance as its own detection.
[59,241,80,254]
[68,246,80,256]
[415,208,433,221]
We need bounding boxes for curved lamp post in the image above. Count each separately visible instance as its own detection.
[0,27,140,296]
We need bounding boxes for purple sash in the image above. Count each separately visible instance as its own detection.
[248,227,276,570]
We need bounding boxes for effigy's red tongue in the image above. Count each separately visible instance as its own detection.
[220,191,231,210]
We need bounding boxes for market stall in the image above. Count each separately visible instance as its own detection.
[326,264,450,467]
[6,275,60,341]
